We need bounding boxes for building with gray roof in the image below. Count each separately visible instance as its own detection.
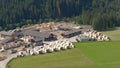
[61,29,82,38]
[0,37,13,45]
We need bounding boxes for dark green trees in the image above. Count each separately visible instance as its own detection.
[0,0,119,31]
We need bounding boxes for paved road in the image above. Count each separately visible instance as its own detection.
[0,53,17,68]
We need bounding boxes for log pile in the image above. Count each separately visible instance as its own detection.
[18,39,74,56]
[83,31,110,41]
[0,54,6,61]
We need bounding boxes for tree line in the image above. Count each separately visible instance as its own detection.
[0,0,120,31]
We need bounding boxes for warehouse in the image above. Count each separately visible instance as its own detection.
[0,37,14,45]
[21,29,57,42]
[61,29,81,38]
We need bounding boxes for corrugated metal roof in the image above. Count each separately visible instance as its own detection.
[62,29,81,36]
[21,30,51,39]
[58,26,73,31]
[34,37,44,42]
[0,37,13,44]
[0,31,14,36]
[23,28,39,31]
[61,29,89,36]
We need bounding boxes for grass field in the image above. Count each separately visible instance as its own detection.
[7,41,120,68]
[7,27,120,68]
[102,27,120,41]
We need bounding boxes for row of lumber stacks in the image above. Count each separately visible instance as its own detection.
[0,41,25,52]
[17,39,74,56]
[83,31,110,41]
[3,41,24,50]
[0,54,6,61]
[34,22,58,32]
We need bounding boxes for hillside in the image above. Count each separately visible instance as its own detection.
[0,0,120,31]
[7,41,120,68]
[102,27,120,41]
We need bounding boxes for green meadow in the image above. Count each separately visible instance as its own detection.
[102,27,120,41]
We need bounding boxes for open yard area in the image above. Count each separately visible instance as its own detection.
[6,27,120,68]
[7,41,120,68]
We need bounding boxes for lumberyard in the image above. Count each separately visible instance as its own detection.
[0,22,110,68]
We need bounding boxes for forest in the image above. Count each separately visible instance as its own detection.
[0,0,120,31]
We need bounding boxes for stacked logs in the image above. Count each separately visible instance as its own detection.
[18,39,74,56]
[83,31,110,41]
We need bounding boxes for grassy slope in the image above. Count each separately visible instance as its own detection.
[7,41,120,68]
[7,49,91,68]
[74,42,120,68]
[102,27,120,41]
[75,42,120,63]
